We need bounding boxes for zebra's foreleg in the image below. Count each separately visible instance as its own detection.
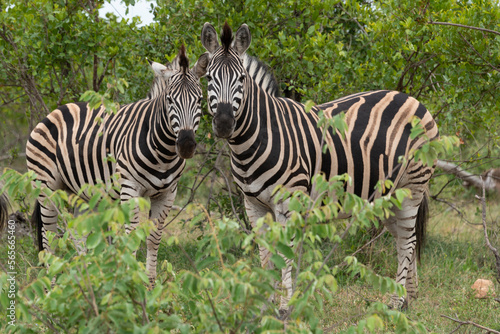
[272,200,294,318]
[146,190,176,288]
[244,198,277,304]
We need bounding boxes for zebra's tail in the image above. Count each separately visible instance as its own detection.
[0,193,10,234]
[32,200,43,252]
[415,193,428,263]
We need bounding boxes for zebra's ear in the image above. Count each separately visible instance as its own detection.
[233,24,251,56]
[192,52,210,79]
[148,58,174,78]
[201,22,219,55]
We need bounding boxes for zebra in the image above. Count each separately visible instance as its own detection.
[0,58,171,235]
[199,22,439,313]
[25,45,208,285]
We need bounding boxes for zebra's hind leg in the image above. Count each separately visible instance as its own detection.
[37,196,60,254]
[35,194,60,288]
[383,192,424,310]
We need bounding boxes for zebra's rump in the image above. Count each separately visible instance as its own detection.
[26,102,125,200]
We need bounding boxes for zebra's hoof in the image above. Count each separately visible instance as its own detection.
[278,308,288,320]
[389,296,408,311]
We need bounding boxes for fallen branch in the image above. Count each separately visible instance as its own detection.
[436,160,499,193]
[476,180,500,284]
[441,314,500,334]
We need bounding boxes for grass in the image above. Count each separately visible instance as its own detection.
[317,197,500,332]
[1,194,499,332]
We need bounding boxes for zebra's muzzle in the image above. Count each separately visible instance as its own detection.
[213,103,236,139]
[176,129,197,159]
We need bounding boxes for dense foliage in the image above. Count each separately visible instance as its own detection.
[0,0,499,332]
[1,168,430,333]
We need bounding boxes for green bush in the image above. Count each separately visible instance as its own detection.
[0,170,430,333]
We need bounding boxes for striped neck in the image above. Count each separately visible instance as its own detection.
[228,55,281,152]
[228,78,274,153]
[149,94,177,161]
[147,75,168,100]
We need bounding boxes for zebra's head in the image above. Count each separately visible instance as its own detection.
[200,22,251,139]
[159,45,208,159]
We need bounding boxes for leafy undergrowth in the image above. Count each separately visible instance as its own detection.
[1,170,499,333]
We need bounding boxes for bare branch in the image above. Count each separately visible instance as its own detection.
[441,314,500,333]
[428,21,500,36]
[436,160,498,192]
[430,196,481,226]
[351,227,388,258]
[336,3,368,37]
[458,32,500,72]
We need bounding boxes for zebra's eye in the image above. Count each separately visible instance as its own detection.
[206,74,213,82]
[239,73,246,82]
[167,95,173,104]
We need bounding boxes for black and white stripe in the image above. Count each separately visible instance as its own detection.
[26,46,208,285]
[201,22,439,311]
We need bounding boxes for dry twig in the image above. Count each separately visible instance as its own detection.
[441,314,500,334]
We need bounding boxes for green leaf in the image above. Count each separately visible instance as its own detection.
[122,252,137,267]
[196,256,219,270]
[86,232,102,249]
[270,254,286,270]
[276,242,295,259]
[48,259,64,276]
[88,193,101,210]
[31,281,44,298]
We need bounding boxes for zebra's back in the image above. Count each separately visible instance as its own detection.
[317,90,439,199]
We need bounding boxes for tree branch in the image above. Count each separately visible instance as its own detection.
[435,160,498,192]
[458,32,500,72]
[427,21,500,36]
[441,314,500,333]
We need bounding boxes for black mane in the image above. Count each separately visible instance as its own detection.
[178,44,189,74]
[221,21,233,52]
